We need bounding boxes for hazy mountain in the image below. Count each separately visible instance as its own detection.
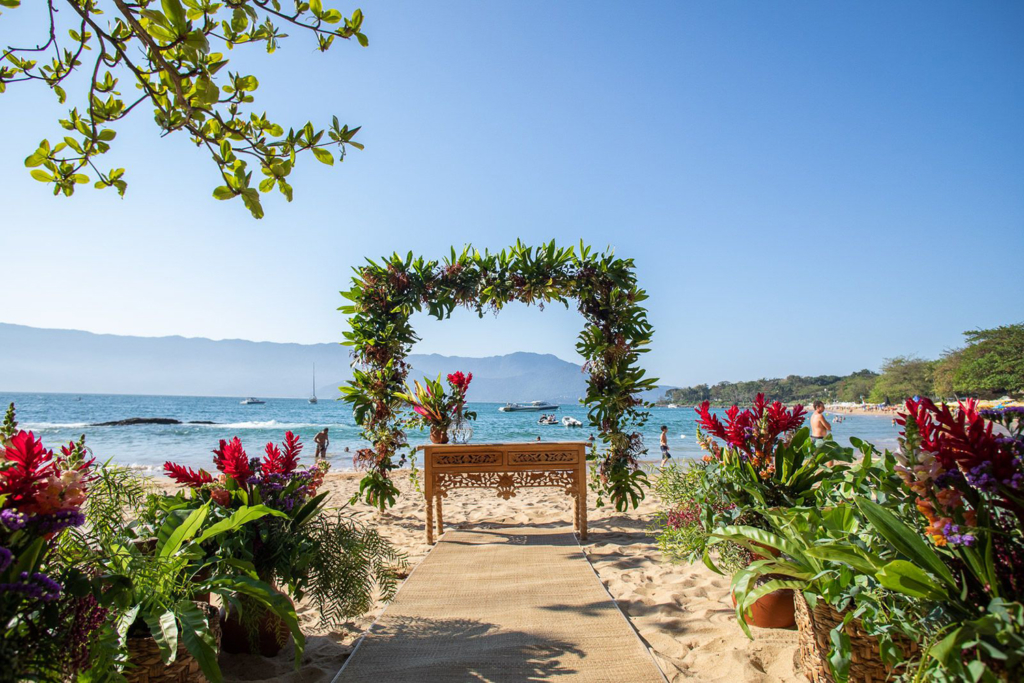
[0,323,670,403]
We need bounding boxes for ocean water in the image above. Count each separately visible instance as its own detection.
[1,392,902,474]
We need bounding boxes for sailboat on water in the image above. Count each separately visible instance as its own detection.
[308,363,318,404]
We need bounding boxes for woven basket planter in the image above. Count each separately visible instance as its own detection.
[795,593,918,683]
[124,603,222,683]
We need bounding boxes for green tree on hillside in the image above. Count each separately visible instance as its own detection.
[834,369,878,402]
[938,324,1024,398]
[867,356,934,403]
[0,0,367,218]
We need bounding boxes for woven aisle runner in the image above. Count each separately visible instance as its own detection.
[333,526,666,683]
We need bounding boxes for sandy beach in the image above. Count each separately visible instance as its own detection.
[213,470,806,683]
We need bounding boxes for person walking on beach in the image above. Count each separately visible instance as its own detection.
[314,427,329,460]
[810,401,831,447]
[660,425,671,467]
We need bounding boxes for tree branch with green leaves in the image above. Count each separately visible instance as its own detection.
[0,0,367,218]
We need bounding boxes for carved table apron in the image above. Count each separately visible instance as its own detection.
[420,442,588,544]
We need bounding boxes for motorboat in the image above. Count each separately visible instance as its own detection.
[538,414,559,425]
[240,397,265,405]
[666,404,679,409]
[562,416,582,428]
[309,362,318,404]
[499,401,559,412]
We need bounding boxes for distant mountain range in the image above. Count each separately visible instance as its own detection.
[0,323,670,403]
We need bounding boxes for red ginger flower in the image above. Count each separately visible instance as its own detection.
[903,398,1016,484]
[280,431,302,474]
[1,431,58,510]
[695,394,806,460]
[213,437,251,483]
[163,462,214,488]
[447,371,472,393]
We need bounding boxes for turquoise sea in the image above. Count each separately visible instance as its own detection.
[1,392,902,474]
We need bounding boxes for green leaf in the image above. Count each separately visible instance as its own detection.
[194,504,286,545]
[309,0,323,15]
[176,602,221,683]
[162,0,187,28]
[143,610,179,663]
[854,497,956,587]
[312,147,334,166]
[30,170,52,182]
[24,153,45,167]
[157,504,208,558]
[875,559,948,600]
[212,186,235,200]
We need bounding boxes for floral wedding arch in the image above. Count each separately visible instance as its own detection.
[340,240,658,511]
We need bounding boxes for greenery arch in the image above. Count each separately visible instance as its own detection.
[340,241,658,511]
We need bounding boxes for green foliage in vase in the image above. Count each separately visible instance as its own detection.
[0,0,367,218]
[340,240,659,511]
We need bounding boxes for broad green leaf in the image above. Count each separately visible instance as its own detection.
[30,170,52,182]
[855,497,956,587]
[158,505,209,558]
[143,610,179,663]
[193,504,285,545]
[875,559,948,600]
[312,147,334,166]
[176,602,221,683]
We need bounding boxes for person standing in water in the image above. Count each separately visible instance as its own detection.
[314,427,330,460]
[660,425,671,467]
[810,401,831,447]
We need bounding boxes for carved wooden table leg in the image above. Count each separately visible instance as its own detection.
[436,493,444,538]
[425,491,434,545]
[580,478,588,541]
[573,493,580,533]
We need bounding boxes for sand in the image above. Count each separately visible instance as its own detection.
[216,470,807,683]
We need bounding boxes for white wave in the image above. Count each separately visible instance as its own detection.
[23,422,91,429]
[205,420,348,430]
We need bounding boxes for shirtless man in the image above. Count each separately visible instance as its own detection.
[314,427,329,460]
[810,401,831,446]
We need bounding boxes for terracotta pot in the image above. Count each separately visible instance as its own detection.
[220,600,292,657]
[732,589,796,629]
[430,426,449,444]
[751,541,781,560]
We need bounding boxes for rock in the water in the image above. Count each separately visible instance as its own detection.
[188,420,217,425]
[91,417,182,426]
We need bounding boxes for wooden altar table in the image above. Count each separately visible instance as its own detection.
[420,441,588,544]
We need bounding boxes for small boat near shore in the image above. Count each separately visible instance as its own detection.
[499,401,559,413]
[562,416,582,428]
[538,414,559,425]
[240,397,265,405]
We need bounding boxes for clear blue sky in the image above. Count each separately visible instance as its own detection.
[2,1,1022,387]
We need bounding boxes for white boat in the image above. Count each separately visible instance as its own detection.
[240,397,265,405]
[667,404,679,409]
[499,401,559,413]
[538,415,559,425]
[562,416,582,428]
[309,363,318,404]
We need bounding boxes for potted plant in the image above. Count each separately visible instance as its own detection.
[694,394,850,628]
[163,431,406,657]
[396,372,477,444]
